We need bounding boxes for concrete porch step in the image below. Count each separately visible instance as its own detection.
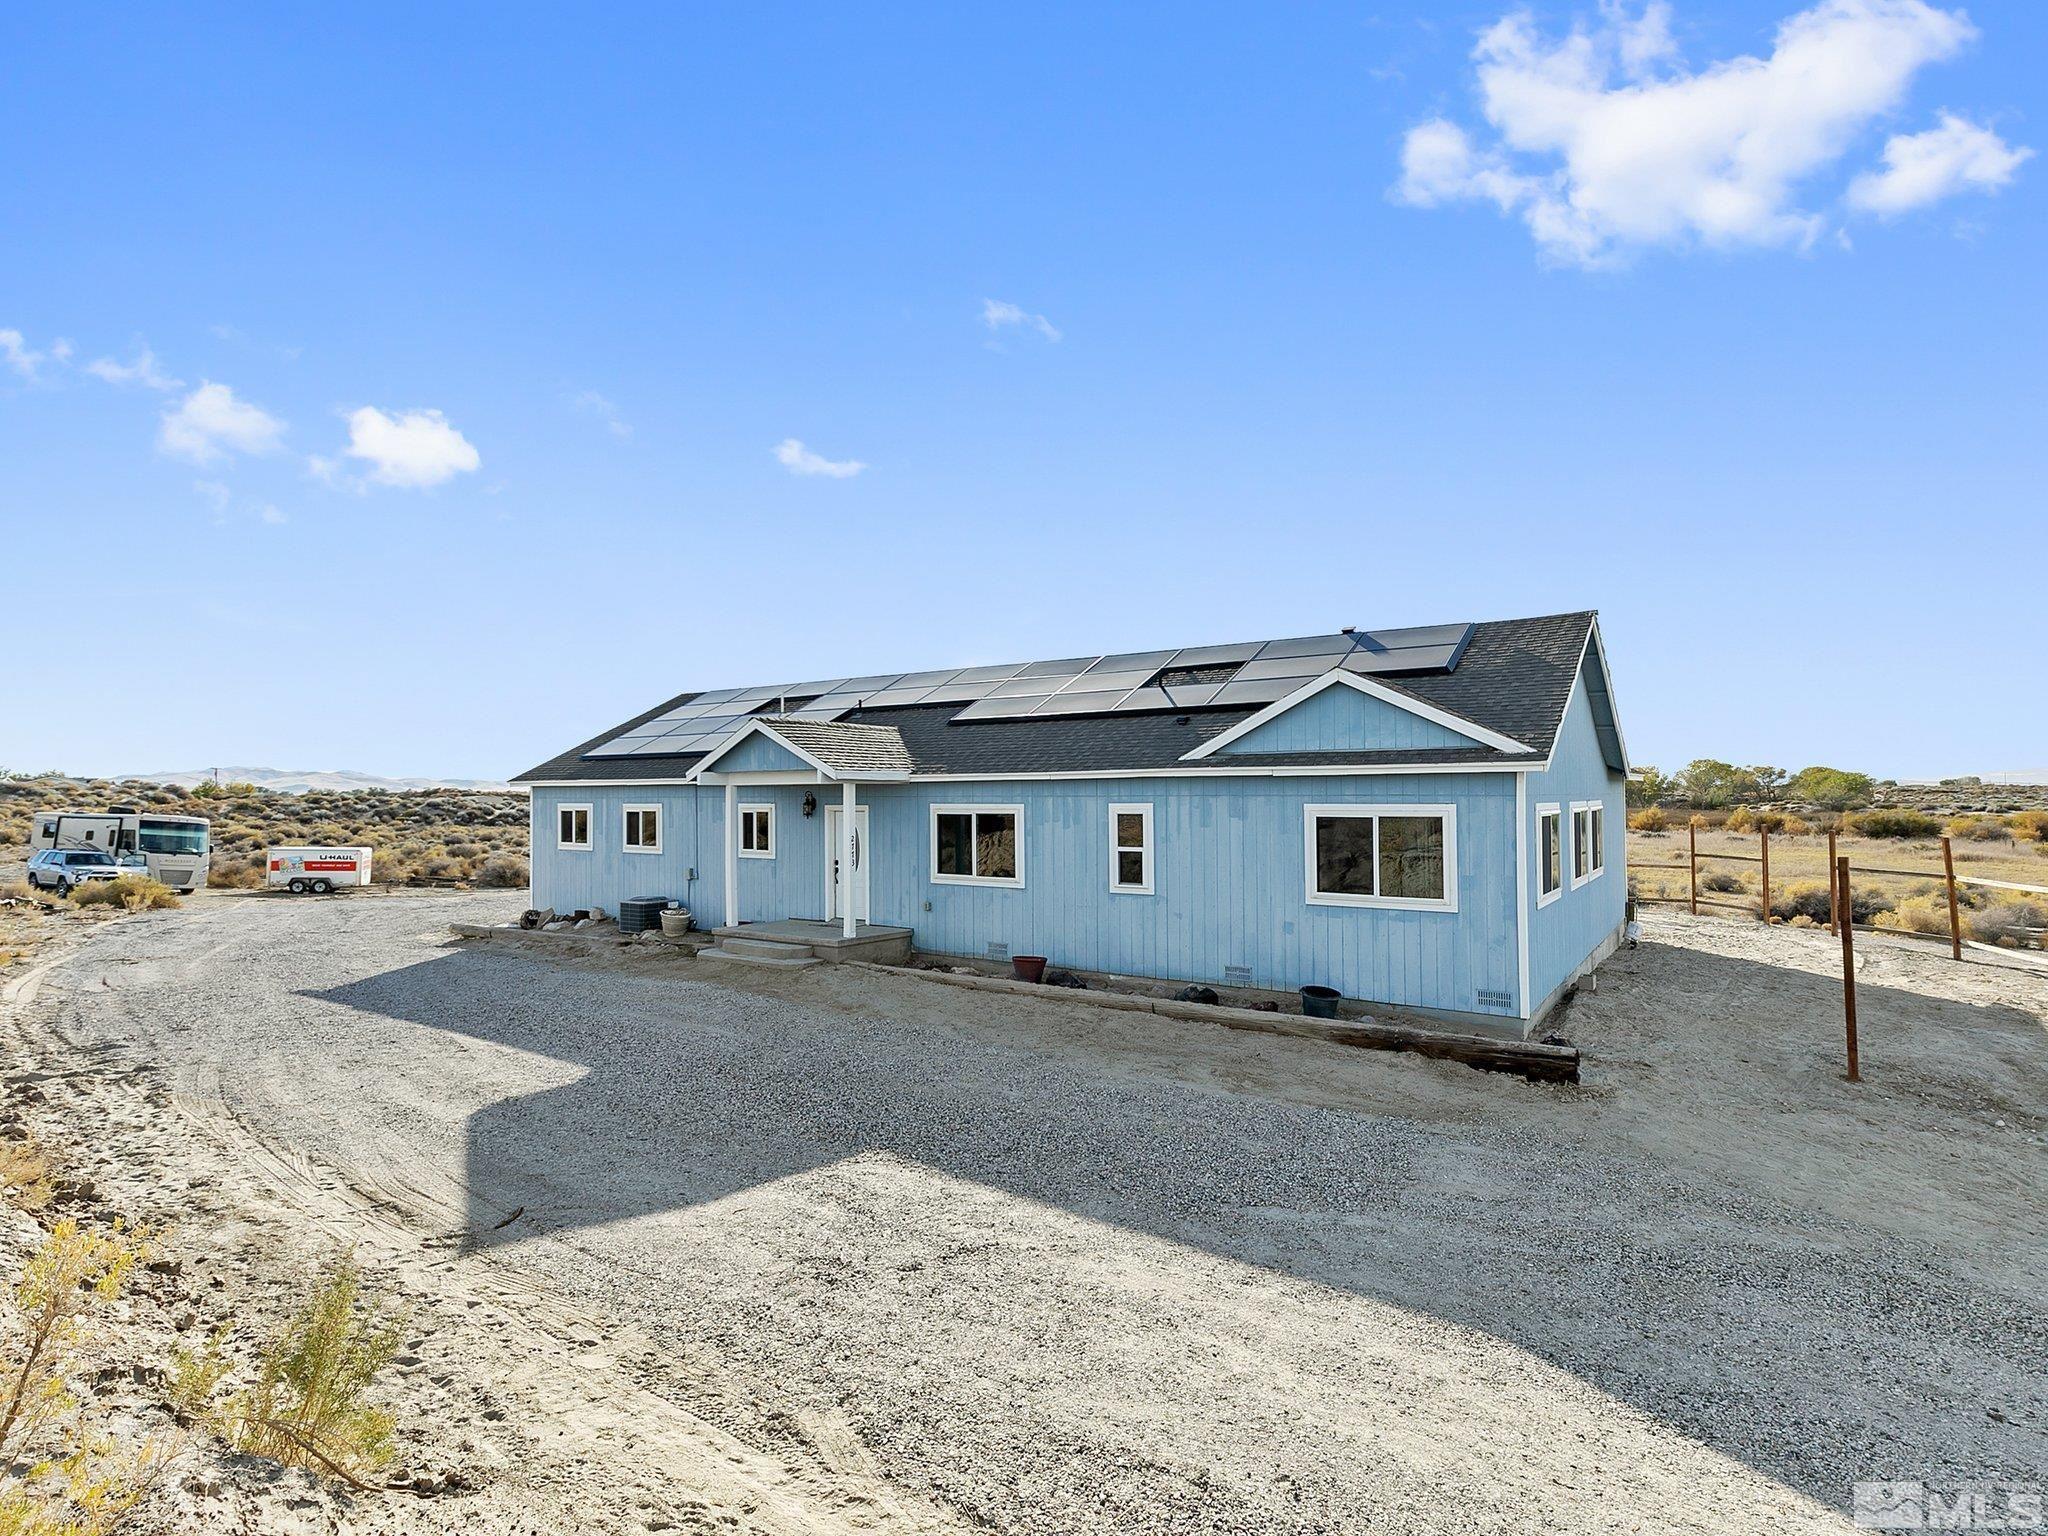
[721,935,817,960]
[688,946,815,966]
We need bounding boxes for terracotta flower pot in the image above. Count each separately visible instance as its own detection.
[1012,955,1048,984]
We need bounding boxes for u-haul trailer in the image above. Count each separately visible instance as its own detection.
[267,846,374,894]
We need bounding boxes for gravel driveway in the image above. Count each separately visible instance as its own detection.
[41,892,2048,1534]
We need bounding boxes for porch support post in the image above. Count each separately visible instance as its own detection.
[723,780,739,928]
[841,780,858,939]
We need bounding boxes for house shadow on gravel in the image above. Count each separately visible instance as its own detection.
[304,940,2048,1515]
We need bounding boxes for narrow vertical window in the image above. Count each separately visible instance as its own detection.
[738,804,775,858]
[1110,803,1153,894]
[1538,805,1563,905]
[1571,801,1604,887]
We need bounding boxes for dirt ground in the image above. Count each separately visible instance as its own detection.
[4,891,2043,1533]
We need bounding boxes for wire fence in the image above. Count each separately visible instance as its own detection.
[1631,824,2048,956]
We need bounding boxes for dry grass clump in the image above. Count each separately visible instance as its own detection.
[0,1140,53,1213]
[2010,811,2048,844]
[1724,808,1815,836]
[1965,898,2048,947]
[1945,815,2013,843]
[1699,870,1746,894]
[66,877,179,913]
[171,1254,402,1486]
[1627,807,1668,833]
[0,882,31,904]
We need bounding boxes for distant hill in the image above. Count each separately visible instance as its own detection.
[122,766,513,794]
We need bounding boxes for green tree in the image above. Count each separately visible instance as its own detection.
[1785,766,1876,810]
[1627,766,1672,807]
[1676,759,1750,808]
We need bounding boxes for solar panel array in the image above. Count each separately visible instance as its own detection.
[584,623,1471,757]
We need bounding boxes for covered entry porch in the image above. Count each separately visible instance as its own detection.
[690,717,916,941]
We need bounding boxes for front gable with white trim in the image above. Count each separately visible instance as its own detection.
[1192,671,1530,760]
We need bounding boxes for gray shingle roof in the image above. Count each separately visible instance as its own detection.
[743,719,914,776]
[511,611,1600,783]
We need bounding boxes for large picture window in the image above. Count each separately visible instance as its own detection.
[557,804,592,850]
[1109,803,1153,894]
[1303,804,1456,912]
[1538,804,1563,906]
[931,804,1023,887]
[738,804,775,859]
[623,804,662,854]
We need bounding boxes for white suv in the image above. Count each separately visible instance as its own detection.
[26,849,126,895]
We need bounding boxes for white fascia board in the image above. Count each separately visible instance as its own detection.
[524,760,1532,789]
[1180,669,1532,761]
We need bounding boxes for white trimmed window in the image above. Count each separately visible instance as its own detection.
[931,805,1023,887]
[738,804,775,859]
[1109,803,1153,895]
[623,804,662,854]
[556,804,592,851]
[1572,801,1605,887]
[1538,804,1563,906]
[1304,804,1456,912]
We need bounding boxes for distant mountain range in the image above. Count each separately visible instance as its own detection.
[121,767,514,795]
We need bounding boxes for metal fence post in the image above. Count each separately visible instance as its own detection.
[1838,854,1860,1083]
[1688,820,1698,916]
[1827,826,1838,935]
[1941,835,1963,960]
[1759,824,1771,924]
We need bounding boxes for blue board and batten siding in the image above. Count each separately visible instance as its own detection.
[527,649,1626,1031]
[532,771,1522,1022]
[1217,683,1481,754]
[1522,673,1629,1012]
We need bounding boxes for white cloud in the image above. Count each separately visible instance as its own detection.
[1395,0,2020,266]
[982,298,1062,342]
[86,342,182,391]
[338,406,480,488]
[1846,111,2033,213]
[258,504,288,525]
[1,329,50,381]
[773,438,867,479]
[193,480,232,513]
[569,389,632,439]
[158,381,286,463]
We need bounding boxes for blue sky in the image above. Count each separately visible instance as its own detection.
[2,2,2040,783]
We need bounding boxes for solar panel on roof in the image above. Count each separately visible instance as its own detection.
[577,622,1477,757]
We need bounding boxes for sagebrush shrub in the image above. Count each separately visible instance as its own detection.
[1700,871,1745,894]
[1846,809,1942,840]
[68,876,180,912]
[1628,807,1668,832]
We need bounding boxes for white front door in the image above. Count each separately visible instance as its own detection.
[824,806,871,923]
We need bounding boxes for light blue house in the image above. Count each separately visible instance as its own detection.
[512,611,1629,1036]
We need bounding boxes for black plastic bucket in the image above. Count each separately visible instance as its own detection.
[1300,985,1341,1019]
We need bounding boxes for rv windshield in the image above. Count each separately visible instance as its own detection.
[137,820,208,856]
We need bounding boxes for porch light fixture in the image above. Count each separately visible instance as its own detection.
[802,792,817,818]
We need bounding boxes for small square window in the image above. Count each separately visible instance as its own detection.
[557,804,592,850]
[623,804,662,854]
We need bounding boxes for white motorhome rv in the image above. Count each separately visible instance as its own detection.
[29,808,211,892]
[266,846,374,894]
